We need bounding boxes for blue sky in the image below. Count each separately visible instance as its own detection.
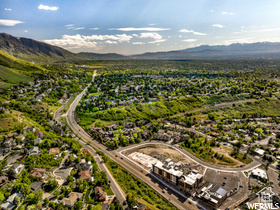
[1,0,280,55]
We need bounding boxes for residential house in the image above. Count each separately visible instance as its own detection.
[30,168,46,181]
[28,146,40,156]
[35,131,44,139]
[0,176,8,186]
[61,192,83,208]
[49,148,60,159]
[1,192,22,210]
[95,186,107,202]
[10,163,25,174]
[75,161,93,172]
[78,170,94,182]
[30,181,44,193]
[254,148,265,156]
[34,138,43,145]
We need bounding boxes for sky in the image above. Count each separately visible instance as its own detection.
[1,0,280,55]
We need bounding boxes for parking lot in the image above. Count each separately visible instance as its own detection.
[204,169,239,192]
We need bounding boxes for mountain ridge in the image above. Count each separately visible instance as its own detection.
[2,33,280,61]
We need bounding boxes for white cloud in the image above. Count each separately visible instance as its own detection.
[44,33,133,50]
[132,42,145,45]
[210,10,214,13]
[65,24,74,27]
[233,27,280,34]
[90,28,99,30]
[38,4,59,11]
[0,19,24,26]
[182,39,197,42]
[44,34,97,49]
[73,27,85,30]
[105,40,118,44]
[5,8,12,11]
[212,24,225,28]
[23,30,28,33]
[110,27,170,31]
[139,32,162,40]
[149,39,166,44]
[222,11,234,15]
[179,29,206,36]
[149,23,157,26]
[132,34,138,37]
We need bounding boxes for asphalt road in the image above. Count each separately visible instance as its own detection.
[66,71,127,208]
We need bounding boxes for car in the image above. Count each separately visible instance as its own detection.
[123,201,127,205]
[188,201,192,204]
[120,157,123,159]
[162,189,166,193]
[115,155,118,157]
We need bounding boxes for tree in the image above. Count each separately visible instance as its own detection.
[13,195,20,207]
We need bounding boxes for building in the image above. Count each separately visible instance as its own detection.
[78,170,94,182]
[61,192,83,207]
[28,146,40,156]
[254,148,265,156]
[10,163,24,174]
[251,168,268,181]
[1,192,22,210]
[152,160,203,194]
[30,181,44,193]
[34,138,43,145]
[95,186,107,202]
[49,148,60,158]
[30,168,46,181]
[197,184,227,209]
[0,176,8,186]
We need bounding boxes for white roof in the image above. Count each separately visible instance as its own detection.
[254,148,265,156]
[251,168,267,179]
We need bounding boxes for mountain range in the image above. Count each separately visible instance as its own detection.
[1,33,280,61]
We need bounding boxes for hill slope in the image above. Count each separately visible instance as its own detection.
[0,50,45,88]
[0,33,84,62]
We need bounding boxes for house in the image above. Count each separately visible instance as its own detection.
[95,186,107,202]
[34,138,43,145]
[78,170,94,182]
[35,131,44,139]
[254,148,265,156]
[30,181,44,193]
[30,168,46,181]
[49,148,60,158]
[10,163,24,174]
[61,192,83,208]
[75,161,93,172]
[1,192,22,210]
[23,126,36,133]
[0,176,8,186]
[28,146,40,156]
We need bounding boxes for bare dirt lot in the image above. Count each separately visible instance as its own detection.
[126,144,197,165]
[212,146,244,167]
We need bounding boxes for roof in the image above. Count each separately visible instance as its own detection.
[251,168,268,179]
[30,182,43,193]
[78,170,91,180]
[49,148,60,155]
[216,187,227,197]
[254,148,265,156]
[61,192,83,207]
[7,193,22,203]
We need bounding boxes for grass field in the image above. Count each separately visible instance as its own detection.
[0,65,33,84]
[0,81,13,89]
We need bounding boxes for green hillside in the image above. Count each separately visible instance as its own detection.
[0,50,46,74]
[0,50,45,88]
[0,65,33,84]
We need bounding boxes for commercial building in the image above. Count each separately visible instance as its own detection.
[152,159,203,194]
[197,183,227,209]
